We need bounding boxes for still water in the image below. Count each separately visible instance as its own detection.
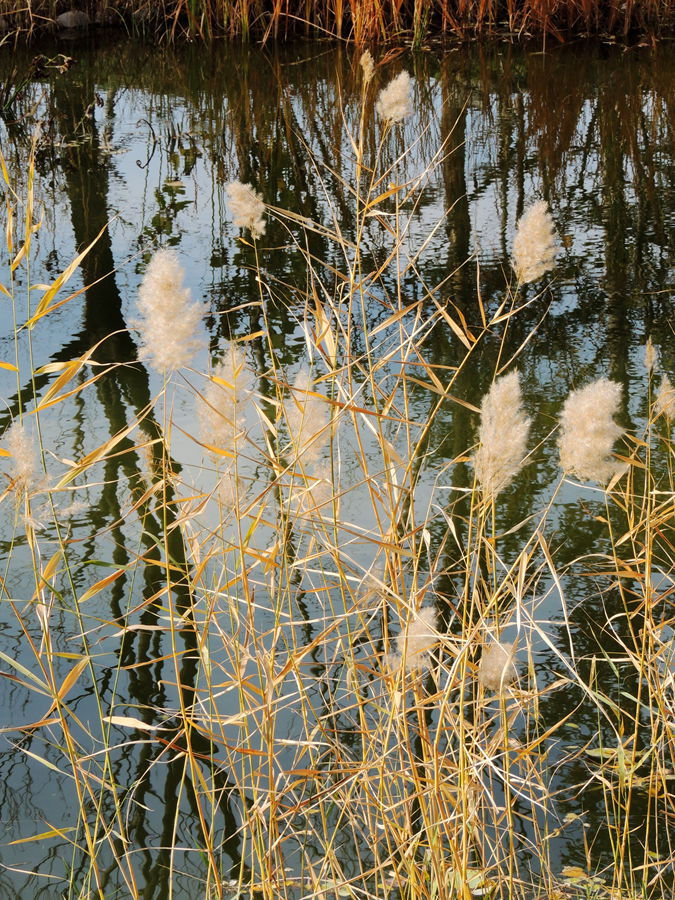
[0,35,673,899]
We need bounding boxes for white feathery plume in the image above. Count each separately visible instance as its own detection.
[392,607,438,672]
[511,200,559,284]
[215,467,242,510]
[478,641,517,692]
[376,71,412,124]
[136,249,203,372]
[558,378,624,482]
[226,181,266,239]
[360,50,375,85]
[4,420,40,496]
[472,370,531,499]
[199,343,253,458]
[291,460,333,520]
[283,368,330,465]
[644,338,659,376]
[654,374,675,421]
[357,558,386,608]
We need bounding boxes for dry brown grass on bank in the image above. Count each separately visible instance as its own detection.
[0,0,674,42]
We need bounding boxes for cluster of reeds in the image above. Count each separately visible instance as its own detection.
[0,0,674,42]
[0,57,673,900]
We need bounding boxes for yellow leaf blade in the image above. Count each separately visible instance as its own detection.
[10,826,76,845]
[25,220,110,329]
[79,568,127,604]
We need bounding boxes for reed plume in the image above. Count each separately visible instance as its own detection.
[136,249,203,372]
[215,469,242,509]
[375,71,412,124]
[226,181,266,239]
[4,420,39,496]
[478,641,517,692]
[558,378,624,482]
[292,461,333,520]
[359,50,374,85]
[511,200,559,284]
[472,370,531,500]
[199,343,253,456]
[654,374,675,421]
[357,559,386,608]
[392,607,438,672]
[197,343,254,509]
[644,338,659,375]
[283,368,330,464]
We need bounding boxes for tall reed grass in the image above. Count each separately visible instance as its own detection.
[0,55,673,900]
[0,0,673,42]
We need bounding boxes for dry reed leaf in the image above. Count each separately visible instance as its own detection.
[0,150,11,188]
[32,550,62,599]
[370,300,421,338]
[364,182,404,209]
[55,657,89,702]
[314,297,337,368]
[10,241,30,273]
[35,370,106,413]
[38,359,100,413]
[198,441,236,459]
[78,568,128,604]
[12,745,64,774]
[55,404,154,488]
[437,304,474,349]
[0,650,51,694]
[0,670,50,700]
[405,375,445,395]
[9,825,76,845]
[26,220,110,328]
[103,715,161,732]
[20,658,91,731]
[237,329,265,341]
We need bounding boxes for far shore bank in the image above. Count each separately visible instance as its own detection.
[1,0,674,45]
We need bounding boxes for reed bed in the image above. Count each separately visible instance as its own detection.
[0,0,674,42]
[0,53,674,900]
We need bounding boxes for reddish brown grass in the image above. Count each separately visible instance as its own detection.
[0,0,673,41]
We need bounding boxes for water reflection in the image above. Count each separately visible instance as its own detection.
[0,35,673,897]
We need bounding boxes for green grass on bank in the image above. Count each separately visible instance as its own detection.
[0,0,674,43]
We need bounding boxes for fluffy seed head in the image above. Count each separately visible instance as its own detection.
[4,420,39,496]
[376,71,412,124]
[283,369,330,465]
[136,249,203,372]
[357,559,386,608]
[226,181,266,239]
[478,641,517,692]
[291,461,333,520]
[472,370,531,499]
[360,50,375,85]
[644,338,659,375]
[511,200,559,283]
[654,374,675,421]
[199,343,253,457]
[558,378,624,483]
[215,465,243,510]
[394,607,438,672]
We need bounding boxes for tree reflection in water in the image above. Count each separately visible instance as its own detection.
[0,36,672,898]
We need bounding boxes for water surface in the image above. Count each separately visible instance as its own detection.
[0,36,673,898]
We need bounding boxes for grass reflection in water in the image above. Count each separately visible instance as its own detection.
[0,38,673,900]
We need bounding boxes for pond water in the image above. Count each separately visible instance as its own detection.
[0,35,673,899]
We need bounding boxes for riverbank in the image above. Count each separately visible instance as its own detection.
[0,0,674,43]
